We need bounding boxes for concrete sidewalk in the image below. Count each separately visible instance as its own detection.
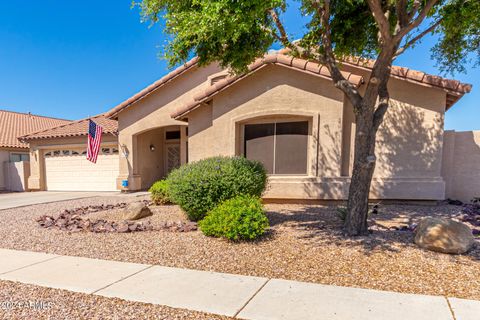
[0,248,478,320]
[0,191,115,210]
[0,191,149,210]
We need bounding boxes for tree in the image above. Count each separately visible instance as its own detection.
[136,0,479,236]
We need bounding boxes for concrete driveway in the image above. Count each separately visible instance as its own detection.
[0,191,119,210]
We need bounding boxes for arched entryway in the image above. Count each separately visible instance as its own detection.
[131,125,187,190]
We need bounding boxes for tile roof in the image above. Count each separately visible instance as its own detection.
[172,53,365,119]
[172,52,472,119]
[342,56,471,109]
[106,50,471,121]
[19,114,118,141]
[106,57,200,119]
[0,110,71,149]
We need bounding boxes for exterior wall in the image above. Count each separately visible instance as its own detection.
[365,78,445,199]
[27,135,118,191]
[0,149,8,190]
[187,64,448,200]
[442,130,480,202]
[340,66,447,200]
[135,127,166,190]
[116,63,223,190]
[3,161,30,192]
[0,148,29,191]
[188,65,347,199]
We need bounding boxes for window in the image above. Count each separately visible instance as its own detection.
[244,120,308,175]
[62,150,70,156]
[112,148,119,155]
[166,130,181,140]
[53,150,60,156]
[71,150,79,155]
[44,152,52,157]
[102,147,111,154]
[10,153,29,162]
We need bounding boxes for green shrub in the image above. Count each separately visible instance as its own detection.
[149,180,172,205]
[199,195,269,241]
[166,156,267,221]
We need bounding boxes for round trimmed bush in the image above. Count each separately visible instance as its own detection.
[166,156,267,221]
[199,195,269,241]
[149,180,172,205]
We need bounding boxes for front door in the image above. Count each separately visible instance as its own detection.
[165,143,181,175]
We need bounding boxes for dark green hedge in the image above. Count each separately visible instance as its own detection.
[166,156,267,221]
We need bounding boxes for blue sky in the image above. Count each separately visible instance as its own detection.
[0,1,477,130]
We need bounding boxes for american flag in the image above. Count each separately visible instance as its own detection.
[87,119,103,163]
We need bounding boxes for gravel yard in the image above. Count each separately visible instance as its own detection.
[0,280,231,320]
[0,195,479,301]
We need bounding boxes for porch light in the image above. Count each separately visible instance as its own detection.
[150,144,155,152]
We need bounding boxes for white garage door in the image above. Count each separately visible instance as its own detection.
[44,147,119,191]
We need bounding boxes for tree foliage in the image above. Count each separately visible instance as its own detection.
[432,0,480,74]
[136,0,479,75]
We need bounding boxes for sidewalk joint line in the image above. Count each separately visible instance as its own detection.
[0,255,61,276]
[233,278,270,318]
[445,297,457,320]
[90,265,154,294]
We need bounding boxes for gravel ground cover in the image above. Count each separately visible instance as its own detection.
[0,280,231,320]
[0,195,479,301]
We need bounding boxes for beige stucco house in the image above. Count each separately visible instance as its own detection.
[21,52,478,201]
[0,110,70,191]
[20,115,118,191]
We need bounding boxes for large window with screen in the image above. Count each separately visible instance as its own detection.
[244,120,308,175]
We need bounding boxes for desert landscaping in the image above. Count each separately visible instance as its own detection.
[0,194,478,302]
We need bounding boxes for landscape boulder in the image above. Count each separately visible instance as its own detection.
[414,217,475,254]
[122,202,153,221]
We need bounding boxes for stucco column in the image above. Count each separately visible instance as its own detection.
[117,132,142,191]
[27,147,45,190]
[180,125,188,165]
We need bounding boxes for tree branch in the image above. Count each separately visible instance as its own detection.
[408,0,422,21]
[367,0,393,42]
[373,88,390,131]
[394,0,439,41]
[311,0,363,107]
[268,9,299,53]
[394,18,443,57]
[395,0,408,31]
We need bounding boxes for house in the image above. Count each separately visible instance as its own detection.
[19,114,118,191]
[0,110,71,191]
[21,52,479,201]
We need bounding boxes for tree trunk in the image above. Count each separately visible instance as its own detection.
[344,109,378,236]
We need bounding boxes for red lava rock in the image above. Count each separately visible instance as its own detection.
[117,223,130,233]
[37,202,194,234]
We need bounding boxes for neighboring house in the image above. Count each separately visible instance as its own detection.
[22,52,478,201]
[0,110,71,191]
[19,114,118,191]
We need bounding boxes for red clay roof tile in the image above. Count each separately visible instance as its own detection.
[19,114,117,141]
[106,51,472,120]
[171,53,365,119]
[0,110,71,149]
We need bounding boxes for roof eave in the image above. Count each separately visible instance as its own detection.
[105,57,200,119]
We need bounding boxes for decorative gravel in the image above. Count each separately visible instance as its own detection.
[0,195,479,301]
[0,280,231,319]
